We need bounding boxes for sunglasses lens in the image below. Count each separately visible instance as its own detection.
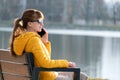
[38,19,43,25]
[31,19,43,25]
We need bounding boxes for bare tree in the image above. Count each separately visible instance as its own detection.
[0,0,26,20]
[93,0,108,22]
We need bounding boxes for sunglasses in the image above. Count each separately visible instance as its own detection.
[31,19,43,25]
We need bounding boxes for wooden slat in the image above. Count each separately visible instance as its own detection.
[3,73,31,80]
[0,49,31,80]
[0,49,27,64]
[1,62,30,77]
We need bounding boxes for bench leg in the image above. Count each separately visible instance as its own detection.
[32,68,39,80]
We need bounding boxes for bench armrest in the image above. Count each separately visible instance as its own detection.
[32,67,80,80]
[25,53,80,80]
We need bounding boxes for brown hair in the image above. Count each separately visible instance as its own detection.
[9,9,44,56]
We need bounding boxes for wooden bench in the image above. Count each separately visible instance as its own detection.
[0,49,80,80]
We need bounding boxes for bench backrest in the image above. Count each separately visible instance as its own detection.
[0,49,31,80]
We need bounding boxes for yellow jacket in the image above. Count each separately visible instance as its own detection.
[13,32,69,80]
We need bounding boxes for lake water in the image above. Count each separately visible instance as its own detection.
[0,28,120,80]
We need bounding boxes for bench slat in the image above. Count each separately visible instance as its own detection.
[0,50,27,63]
[1,62,30,77]
[3,73,31,80]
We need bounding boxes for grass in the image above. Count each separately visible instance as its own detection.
[1,20,120,31]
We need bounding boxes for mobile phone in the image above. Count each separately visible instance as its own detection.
[37,28,46,37]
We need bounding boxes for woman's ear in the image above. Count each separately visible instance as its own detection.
[27,22,33,27]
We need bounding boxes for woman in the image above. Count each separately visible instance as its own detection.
[9,9,88,80]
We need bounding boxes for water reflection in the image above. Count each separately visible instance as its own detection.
[49,34,120,80]
[102,38,120,80]
[49,35,104,78]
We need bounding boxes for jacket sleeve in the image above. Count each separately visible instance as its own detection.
[28,36,69,68]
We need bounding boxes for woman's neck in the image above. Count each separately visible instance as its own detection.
[26,28,35,32]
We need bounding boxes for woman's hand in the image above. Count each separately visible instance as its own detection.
[41,28,48,43]
[68,62,76,68]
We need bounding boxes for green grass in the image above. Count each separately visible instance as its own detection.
[1,20,120,31]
